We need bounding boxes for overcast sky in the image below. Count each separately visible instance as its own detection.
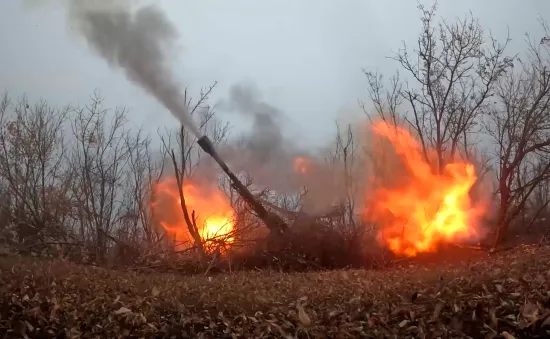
[1,0,549,148]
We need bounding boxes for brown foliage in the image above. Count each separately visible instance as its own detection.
[1,244,549,337]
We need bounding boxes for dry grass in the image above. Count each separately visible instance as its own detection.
[1,245,550,338]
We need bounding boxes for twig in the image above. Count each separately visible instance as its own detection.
[21,241,85,252]
[452,243,486,251]
[204,246,221,275]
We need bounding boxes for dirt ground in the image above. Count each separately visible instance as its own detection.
[1,244,550,338]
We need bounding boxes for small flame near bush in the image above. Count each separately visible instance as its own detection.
[152,177,235,251]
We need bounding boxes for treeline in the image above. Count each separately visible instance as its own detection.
[0,4,549,271]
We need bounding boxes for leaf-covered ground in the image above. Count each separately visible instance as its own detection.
[1,245,550,338]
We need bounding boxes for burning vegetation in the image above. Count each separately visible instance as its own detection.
[365,122,486,257]
[147,119,488,259]
[152,177,235,251]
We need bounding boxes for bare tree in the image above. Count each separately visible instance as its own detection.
[522,160,550,233]
[68,92,138,262]
[124,129,165,247]
[364,2,512,172]
[485,25,550,245]
[158,83,230,259]
[0,93,72,247]
[101,128,169,265]
[324,123,361,230]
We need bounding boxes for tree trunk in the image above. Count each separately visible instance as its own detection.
[493,178,511,248]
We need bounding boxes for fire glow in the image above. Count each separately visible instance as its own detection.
[294,157,310,174]
[152,177,235,250]
[366,121,485,257]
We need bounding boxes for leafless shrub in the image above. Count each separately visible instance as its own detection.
[0,93,72,249]
[363,2,512,173]
[68,91,144,262]
[484,23,550,245]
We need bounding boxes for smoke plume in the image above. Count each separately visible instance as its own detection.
[66,0,202,137]
[60,0,361,217]
[217,84,299,191]
[224,84,284,163]
[216,83,357,215]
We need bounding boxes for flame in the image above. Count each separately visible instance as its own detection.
[152,177,235,250]
[366,121,485,257]
[294,157,310,174]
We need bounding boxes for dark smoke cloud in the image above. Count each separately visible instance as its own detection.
[224,84,284,164]
[67,0,201,137]
[217,84,299,192]
[215,83,358,215]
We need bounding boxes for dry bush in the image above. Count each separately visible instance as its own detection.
[221,222,378,272]
[0,91,168,264]
[0,93,72,251]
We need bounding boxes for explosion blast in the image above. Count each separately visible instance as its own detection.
[366,121,487,257]
[152,177,235,251]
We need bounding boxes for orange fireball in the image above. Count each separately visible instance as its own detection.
[366,121,485,257]
[294,156,310,174]
[152,177,235,250]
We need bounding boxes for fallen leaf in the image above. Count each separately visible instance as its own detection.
[489,308,498,329]
[297,302,311,327]
[256,295,268,303]
[267,320,288,338]
[340,271,349,280]
[114,307,132,315]
[151,286,160,297]
[521,302,539,323]
[432,302,444,320]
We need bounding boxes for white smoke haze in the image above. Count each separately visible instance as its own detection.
[64,0,202,138]
[216,83,367,216]
[217,84,299,193]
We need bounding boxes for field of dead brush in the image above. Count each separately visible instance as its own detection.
[1,245,550,338]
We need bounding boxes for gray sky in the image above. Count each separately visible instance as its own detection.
[1,0,549,149]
